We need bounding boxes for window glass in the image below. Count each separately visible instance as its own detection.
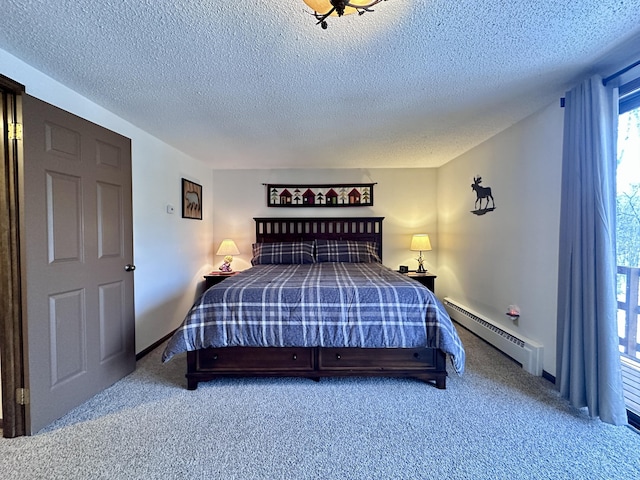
[616,85,640,360]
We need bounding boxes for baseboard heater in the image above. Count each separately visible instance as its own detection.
[443,297,544,376]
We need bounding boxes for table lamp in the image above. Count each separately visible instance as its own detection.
[216,239,240,273]
[410,234,432,273]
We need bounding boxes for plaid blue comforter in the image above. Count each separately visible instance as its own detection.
[162,263,465,374]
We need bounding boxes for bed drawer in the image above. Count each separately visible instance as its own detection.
[196,347,314,372]
[318,347,436,371]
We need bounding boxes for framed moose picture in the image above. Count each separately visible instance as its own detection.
[182,178,202,220]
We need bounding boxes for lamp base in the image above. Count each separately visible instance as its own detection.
[219,262,233,273]
[416,265,426,273]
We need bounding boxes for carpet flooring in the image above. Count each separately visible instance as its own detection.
[1,325,639,479]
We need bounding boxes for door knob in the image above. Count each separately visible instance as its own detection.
[124,264,136,272]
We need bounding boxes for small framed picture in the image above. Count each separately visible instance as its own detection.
[399,265,409,273]
[182,178,202,220]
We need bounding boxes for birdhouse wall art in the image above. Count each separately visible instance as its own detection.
[266,184,374,208]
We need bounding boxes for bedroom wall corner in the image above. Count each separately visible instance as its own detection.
[131,150,214,353]
[208,168,438,272]
[436,102,564,376]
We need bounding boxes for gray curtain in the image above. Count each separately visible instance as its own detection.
[556,74,627,425]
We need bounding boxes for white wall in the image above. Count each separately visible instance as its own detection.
[437,102,564,375]
[209,168,439,273]
[1,48,214,353]
[1,45,566,376]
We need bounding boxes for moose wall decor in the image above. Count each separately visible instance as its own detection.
[471,175,495,216]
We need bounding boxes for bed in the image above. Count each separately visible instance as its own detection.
[162,217,465,390]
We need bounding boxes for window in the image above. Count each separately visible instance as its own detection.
[616,79,640,422]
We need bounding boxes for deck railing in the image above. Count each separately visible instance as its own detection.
[617,266,640,359]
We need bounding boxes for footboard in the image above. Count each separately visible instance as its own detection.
[185,346,447,390]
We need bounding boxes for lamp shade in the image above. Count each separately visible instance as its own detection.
[216,239,240,256]
[303,0,366,16]
[410,234,432,252]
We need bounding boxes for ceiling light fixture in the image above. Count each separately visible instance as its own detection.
[303,0,388,29]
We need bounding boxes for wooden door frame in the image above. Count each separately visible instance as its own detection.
[0,73,26,438]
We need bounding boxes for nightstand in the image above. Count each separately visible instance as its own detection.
[204,272,237,290]
[402,271,436,293]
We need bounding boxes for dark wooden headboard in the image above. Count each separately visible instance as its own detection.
[254,217,384,261]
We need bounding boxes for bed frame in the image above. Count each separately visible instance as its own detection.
[185,217,447,390]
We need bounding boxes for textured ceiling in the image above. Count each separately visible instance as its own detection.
[2,0,640,169]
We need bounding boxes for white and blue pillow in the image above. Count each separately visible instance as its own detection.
[315,239,381,264]
[251,241,315,265]
[251,239,381,265]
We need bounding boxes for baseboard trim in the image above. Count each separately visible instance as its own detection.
[542,370,556,384]
[136,330,176,361]
[628,410,639,432]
